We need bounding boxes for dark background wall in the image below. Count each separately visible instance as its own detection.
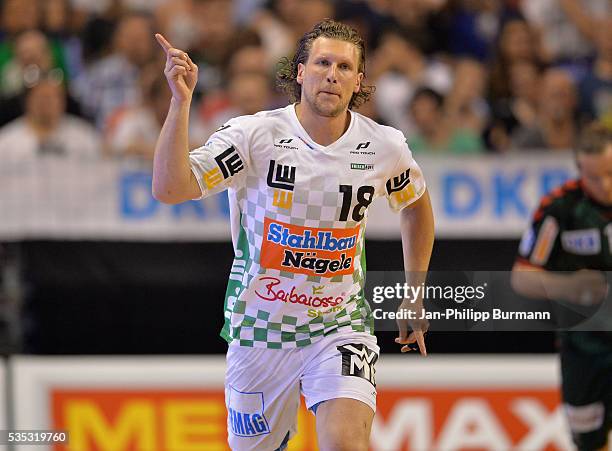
[18,239,555,355]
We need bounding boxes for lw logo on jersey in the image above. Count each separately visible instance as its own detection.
[267,160,296,209]
[227,387,270,437]
[215,146,244,179]
[386,169,416,205]
[204,146,244,188]
[260,218,359,277]
[561,229,601,255]
[337,343,378,387]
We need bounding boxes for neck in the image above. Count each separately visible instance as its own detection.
[26,117,58,139]
[295,102,350,146]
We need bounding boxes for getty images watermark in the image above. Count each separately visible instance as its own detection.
[364,271,611,332]
[370,282,499,322]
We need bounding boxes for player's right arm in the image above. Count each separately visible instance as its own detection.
[510,198,607,305]
[152,33,201,204]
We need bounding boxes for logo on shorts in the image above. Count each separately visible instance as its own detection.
[337,343,378,387]
[227,387,271,437]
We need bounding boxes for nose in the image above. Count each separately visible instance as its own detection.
[326,64,338,83]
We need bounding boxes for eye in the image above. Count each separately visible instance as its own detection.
[340,63,351,70]
[318,59,329,66]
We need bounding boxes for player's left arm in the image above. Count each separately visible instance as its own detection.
[396,189,434,355]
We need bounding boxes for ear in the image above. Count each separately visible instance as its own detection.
[354,72,364,94]
[296,63,305,86]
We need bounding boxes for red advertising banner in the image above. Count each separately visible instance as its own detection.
[50,387,568,450]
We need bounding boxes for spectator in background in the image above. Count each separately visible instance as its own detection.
[488,19,544,103]
[106,66,206,160]
[0,30,82,127]
[0,78,101,161]
[370,27,453,133]
[190,0,237,96]
[487,61,541,151]
[154,0,199,51]
[0,0,39,40]
[0,30,57,98]
[249,0,334,66]
[40,0,83,80]
[383,0,447,55]
[440,0,503,61]
[200,71,276,137]
[72,12,156,129]
[407,87,485,154]
[578,17,612,128]
[521,0,610,66]
[512,68,579,150]
[248,1,296,65]
[296,0,335,36]
[444,58,490,135]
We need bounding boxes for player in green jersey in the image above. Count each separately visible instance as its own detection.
[512,122,612,451]
[152,19,433,451]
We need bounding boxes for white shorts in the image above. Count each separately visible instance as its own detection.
[224,331,379,451]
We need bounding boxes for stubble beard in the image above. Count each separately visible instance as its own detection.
[304,90,348,118]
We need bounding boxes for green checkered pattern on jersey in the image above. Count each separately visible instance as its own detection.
[228,295,374,349]
[221,170,374,349]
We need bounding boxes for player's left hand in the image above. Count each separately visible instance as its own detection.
[395,300,429,356]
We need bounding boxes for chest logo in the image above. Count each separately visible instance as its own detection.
[351,163,374,171]
[350,141,375,155]
[561,229,601,255]
[274,138,299,150]
[261,218,360,278]
[267,160,296,209]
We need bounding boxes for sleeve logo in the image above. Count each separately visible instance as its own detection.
[267,160,296,209]
[214,146,244,179]
[561,229,600,255]
[386,169,416,203]
[530,216,559,266]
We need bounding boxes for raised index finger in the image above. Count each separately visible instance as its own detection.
[155,33,172,53]
[415,331,427,356]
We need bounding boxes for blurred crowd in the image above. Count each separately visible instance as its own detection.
[0,0,610,160]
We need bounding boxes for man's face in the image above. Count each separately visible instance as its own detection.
[578,144,612,205]
[26,81,65,127]
[296,37,363,118]
[116,16,154,66]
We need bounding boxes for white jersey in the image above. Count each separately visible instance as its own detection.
[189,104,426,349]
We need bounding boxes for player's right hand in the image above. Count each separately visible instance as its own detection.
[155,33,198,103]
[563,269,608,305]
[395,300,429,356]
